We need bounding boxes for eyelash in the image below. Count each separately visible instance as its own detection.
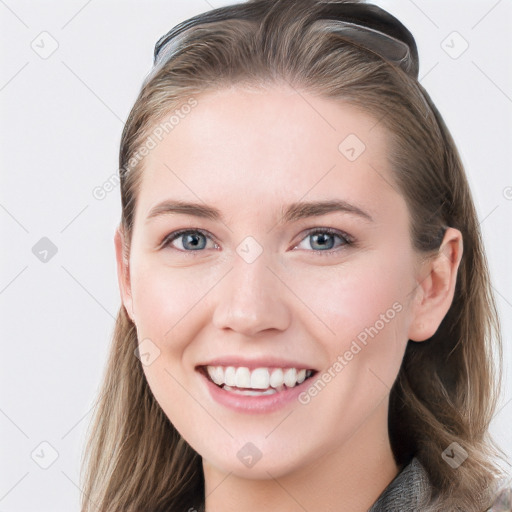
[160,227,354,256]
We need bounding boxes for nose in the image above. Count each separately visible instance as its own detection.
[211,250,292,337]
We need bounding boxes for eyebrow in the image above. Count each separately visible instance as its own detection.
[145,199,374,224]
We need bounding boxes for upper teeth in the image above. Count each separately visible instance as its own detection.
[206,366,312,390]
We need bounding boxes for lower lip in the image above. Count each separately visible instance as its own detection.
[199,370,314,414]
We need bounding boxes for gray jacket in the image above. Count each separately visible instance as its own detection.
[368,457,511,512]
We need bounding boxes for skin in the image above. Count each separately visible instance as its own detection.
[114,84,463,512]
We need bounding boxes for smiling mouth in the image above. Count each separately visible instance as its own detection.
[198,365,318,396]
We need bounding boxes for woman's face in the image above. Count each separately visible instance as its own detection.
[117,85,425,479]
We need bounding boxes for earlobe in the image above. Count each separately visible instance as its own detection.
[408,228,463,342]
[114,226,135,323]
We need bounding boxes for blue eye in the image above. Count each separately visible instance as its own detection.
[162,229,218,252]
[295,228,353,254]
[161,227,353,255]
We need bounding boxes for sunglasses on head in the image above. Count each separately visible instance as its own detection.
[153,1,419,79]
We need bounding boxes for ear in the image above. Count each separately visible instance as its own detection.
[114,226,135,323]
[408,227,463,342]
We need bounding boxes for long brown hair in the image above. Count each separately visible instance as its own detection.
[80,1,506,510]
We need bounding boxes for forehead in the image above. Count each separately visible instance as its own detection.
[137,85,395,220]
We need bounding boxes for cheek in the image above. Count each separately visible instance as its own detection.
[130,261,214,343]
[129,262,213,437]
[288,256,413,439]
[294,253,413,375]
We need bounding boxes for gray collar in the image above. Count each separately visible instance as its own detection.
[368,458,512,512]
[368,457,432,512]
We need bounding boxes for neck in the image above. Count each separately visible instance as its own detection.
[202,399,399,512]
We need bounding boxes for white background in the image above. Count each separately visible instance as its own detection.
[0,1,511,510]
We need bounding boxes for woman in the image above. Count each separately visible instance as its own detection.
[80,0,510,510]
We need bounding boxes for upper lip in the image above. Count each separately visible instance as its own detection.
[196,356,317,371]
